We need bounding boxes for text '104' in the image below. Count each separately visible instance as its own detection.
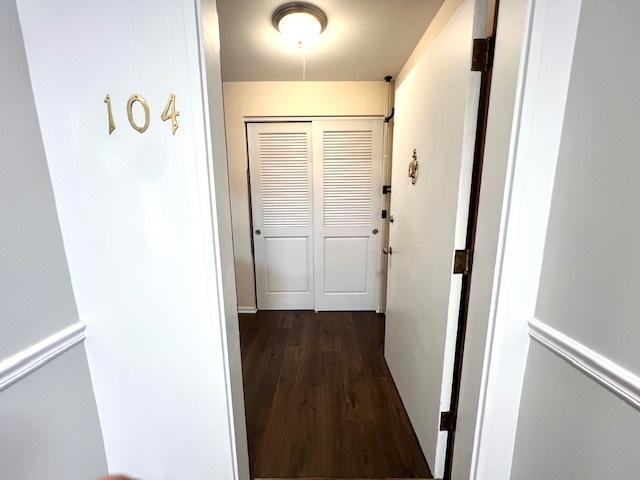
[103,93,179,135]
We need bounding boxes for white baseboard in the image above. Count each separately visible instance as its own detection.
[237,306,257,314]
[0,322,86,391]
[529,318,640,410]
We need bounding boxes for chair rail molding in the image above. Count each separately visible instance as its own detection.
[0,322,86,391]
[528,318,640,410]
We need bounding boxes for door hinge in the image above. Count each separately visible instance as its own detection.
[382,209,388,219]
[383,185,392,194]
[453,249,473,274]
[471,37,495,72]
[440,411,457,432]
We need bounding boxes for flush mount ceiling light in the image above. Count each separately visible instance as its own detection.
[272,2,328,48]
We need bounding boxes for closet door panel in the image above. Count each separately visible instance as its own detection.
[248,122,314,310]
[313,119,383,311]
[323,236,369,293]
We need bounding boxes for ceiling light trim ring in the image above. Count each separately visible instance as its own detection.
[272,2,328,33]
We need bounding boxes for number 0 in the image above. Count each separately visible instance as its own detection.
[161,94,179,134]
[127,94,150,133]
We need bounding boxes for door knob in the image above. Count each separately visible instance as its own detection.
[255,229,261,235]
[383,246,393,255]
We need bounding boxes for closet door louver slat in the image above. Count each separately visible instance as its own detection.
[322,130,374,227]
[258,132,311,228]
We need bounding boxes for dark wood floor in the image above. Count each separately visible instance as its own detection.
[239,310,432,479]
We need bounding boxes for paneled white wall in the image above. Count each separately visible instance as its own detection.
[511,1,640,477]
[511,343,640,479]
[1,345,107,479]
[17,0,245,478]
[0,1,107,477]
[0,0,80,360]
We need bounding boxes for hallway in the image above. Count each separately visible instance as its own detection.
[240,311,431,479]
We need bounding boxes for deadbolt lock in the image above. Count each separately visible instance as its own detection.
[255,229,261,235]
[372,228,379,234]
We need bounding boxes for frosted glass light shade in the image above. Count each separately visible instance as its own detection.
[272,3,328,48]
[278,12,322,47]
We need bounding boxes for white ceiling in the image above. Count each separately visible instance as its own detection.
[217,0,445,81]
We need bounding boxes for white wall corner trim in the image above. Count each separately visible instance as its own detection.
[237,307,258,314]
[0,322,86,392]
[529,318,640,410]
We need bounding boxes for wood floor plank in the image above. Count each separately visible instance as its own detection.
[239,310,432,479]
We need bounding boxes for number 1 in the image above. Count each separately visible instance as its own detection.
[104,94,116,134]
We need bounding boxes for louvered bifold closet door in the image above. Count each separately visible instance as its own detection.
[313,119,383,311]
[248,122,314,310]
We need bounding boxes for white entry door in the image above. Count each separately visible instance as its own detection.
[248,122,314,310]
[384,0,484,476]
[313,119,383,311]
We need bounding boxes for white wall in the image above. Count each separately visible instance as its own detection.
[511,343,640,479]
[17,0,244,478]
[223,81,388,310]
[396,0,465,87]
[1,345,108,479]
[511,1,640,477]
[533,0,640,377]
[0,0,80,359]
[0,1,107,477]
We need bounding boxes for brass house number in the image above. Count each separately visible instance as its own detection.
[103,93,179,135]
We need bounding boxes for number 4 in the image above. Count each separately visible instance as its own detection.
[161,94,179,134]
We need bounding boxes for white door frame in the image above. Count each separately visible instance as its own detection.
[196,2,577,480]
[452,0,584,479]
